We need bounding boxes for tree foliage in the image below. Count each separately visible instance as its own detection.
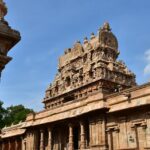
[0,101,34,129]
[0,101,7,129]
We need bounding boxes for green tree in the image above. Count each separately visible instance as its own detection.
[0,101,34,129]
[4,105,34,126]
[0,101,7,129]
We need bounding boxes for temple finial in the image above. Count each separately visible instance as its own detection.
[102,22,111,31]
[83,37,88,44]
[90,32,95,39]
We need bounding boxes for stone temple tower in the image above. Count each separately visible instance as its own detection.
[0,0,21,77]
[43,22,136,109]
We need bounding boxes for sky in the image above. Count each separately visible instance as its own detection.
[0,0,150,111]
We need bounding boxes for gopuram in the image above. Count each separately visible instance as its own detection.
[1,1,150,150]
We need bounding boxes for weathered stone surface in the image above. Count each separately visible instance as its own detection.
[43,22,136,110]
[0,0,21,77]
[0,3,150,149]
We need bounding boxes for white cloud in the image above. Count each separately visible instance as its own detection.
[144,64,150,75]
[144,49,150,75]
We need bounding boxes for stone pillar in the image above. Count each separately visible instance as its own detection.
[15,139,18,150]
[26,133,30,150]
[80,121,85,150]
[102,116,108,150]
[48,127,52,150]
[34,131,39,150]
[134,126,139,150]
[68,124,74,150]
[21,137,24,150]
[8,140,11,150]
[1,142,4,150]
[40,129,44,150]
[23,140,26,150]
[30,132,33,150]
[29,133,31,150]
[32,131,36,150]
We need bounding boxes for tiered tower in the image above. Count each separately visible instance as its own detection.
[43,22,136,109]
[0,0,21,77]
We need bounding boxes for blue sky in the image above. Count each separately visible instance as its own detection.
[1,0,150,111]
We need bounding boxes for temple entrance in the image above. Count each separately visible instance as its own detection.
[135,125,146,150]
[73,125,80,150]
[107,129,116,150]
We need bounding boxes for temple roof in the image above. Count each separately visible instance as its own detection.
[0,122,26,139]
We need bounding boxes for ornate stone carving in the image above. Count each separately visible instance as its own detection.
[0,0,21,76]
[43,22,136,109]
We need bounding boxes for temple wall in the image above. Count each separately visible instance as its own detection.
[1,84,150,150]
[89,115,106,150]
[107,108,150,150]
[1,108,150,150]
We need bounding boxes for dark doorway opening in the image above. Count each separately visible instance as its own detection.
[85,121,90,147]
[73,126,79,150]
[110,131,114,150]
